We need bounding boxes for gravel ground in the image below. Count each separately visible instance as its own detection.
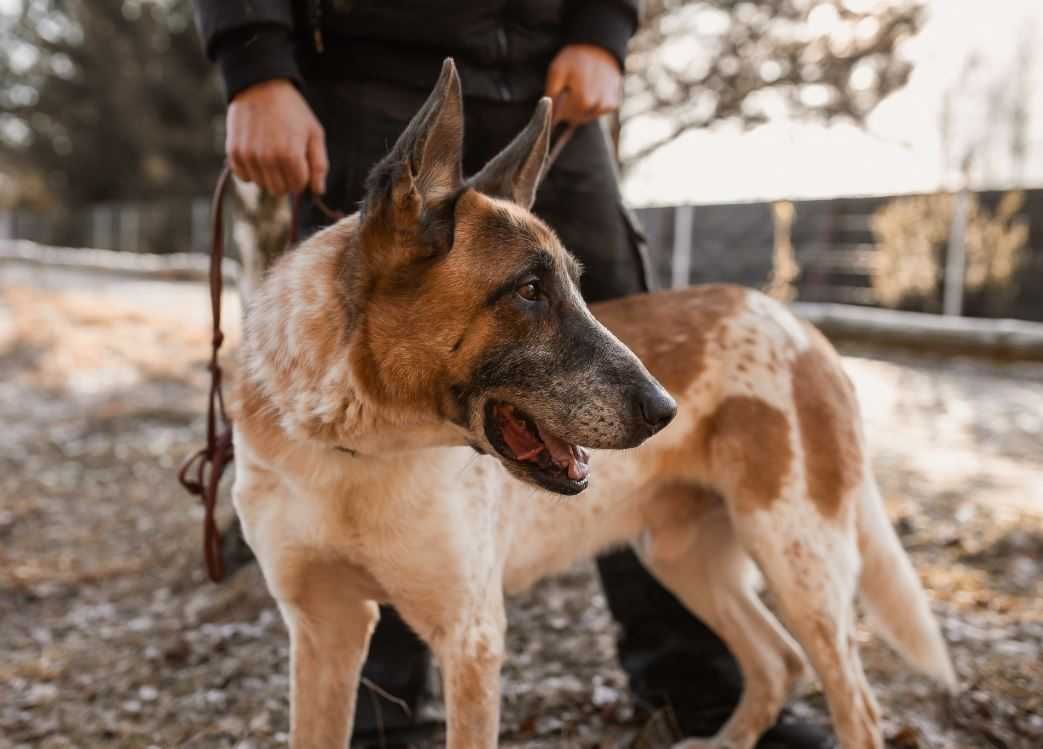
[1,264,1041,749]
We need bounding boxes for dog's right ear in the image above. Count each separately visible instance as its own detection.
[363,58,463,244]
[470,97,552,210]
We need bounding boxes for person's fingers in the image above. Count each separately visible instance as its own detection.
[280,145,309,194]
[306,129,329,196]
[228,148,252,184]
[236,117,269,188]
[555,89,592,125]
[545,60,568,100]
[238,148,264,188]
[557,92,600,125]
[247,126,285,194]
[591,91,615,119]
[259,153,288,195]
[226,123,255,184]
[551,88,572,124]
[601,77,622,113]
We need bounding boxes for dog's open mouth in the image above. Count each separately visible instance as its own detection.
[484,401,591,493]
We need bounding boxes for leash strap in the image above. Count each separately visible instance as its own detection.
[179,122,576,583]
[548,124,576,167]
[177,165,234,583]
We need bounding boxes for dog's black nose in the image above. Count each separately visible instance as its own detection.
[637,382,677,436]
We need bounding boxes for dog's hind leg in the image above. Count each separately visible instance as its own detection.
[730,488,882,749]
[638,486,808,749]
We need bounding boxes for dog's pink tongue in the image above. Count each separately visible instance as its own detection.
[539,427,590,481]
[499,408,545,461]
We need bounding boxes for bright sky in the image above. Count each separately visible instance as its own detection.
[623,0,1043,206]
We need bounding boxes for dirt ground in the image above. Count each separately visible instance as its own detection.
[1,263,1041,749]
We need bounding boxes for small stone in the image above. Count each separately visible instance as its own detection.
[218,715,245,735]
[24,683,58,706]
[535,715,564,734]
[127,616,154,633]
[249,711,272,734]
[122,699,142,714]
[592,684,619,707]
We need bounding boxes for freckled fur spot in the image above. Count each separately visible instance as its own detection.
[791,327,862,519]
[698,395,792,513]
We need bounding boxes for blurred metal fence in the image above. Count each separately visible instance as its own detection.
[3,188,1042,321]
[638,189,1043,322]
[0,198,212,256]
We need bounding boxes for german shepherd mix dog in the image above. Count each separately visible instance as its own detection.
[231,60,955,749]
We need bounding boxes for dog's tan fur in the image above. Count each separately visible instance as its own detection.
[229,61,955,749]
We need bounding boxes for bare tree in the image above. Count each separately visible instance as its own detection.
[622,0,926,169]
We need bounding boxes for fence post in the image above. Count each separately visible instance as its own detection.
[91,205,113,250]
[671,204,695,289]
[943,188,970,316]
[767,201,798,301]
[119,204,141,252]
[190,198,209,254]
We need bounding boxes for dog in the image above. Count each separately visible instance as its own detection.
[229,59,956,749]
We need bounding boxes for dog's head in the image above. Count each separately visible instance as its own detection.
[353,59,675,494]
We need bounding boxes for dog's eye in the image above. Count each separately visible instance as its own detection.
[517,280,544,302]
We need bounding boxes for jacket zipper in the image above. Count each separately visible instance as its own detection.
[311,0,325,53]
[495,23,510,98]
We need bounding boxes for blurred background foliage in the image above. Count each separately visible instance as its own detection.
[0,0,223,209]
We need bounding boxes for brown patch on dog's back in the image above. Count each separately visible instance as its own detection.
[593,285,746,394]
[697,395,792,513]
[791,327,862,519]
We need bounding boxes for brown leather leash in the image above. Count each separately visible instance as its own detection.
[177,165,234,582]
[179,123,575,583]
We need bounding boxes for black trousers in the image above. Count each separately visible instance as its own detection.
[301,77,745,731]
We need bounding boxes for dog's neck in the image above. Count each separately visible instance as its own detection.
[237,215,464,456]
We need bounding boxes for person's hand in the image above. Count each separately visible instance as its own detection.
[544,44,623,125]
[226,79,328,196]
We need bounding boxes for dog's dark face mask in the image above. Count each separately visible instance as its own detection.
[357,59,675,495]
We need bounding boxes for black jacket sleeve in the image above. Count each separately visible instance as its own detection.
[562,0,641,71]
[192,0,302,102]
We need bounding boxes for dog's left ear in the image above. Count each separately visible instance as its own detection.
[471,97,552,210]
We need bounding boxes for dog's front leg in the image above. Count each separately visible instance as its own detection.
[431,604,506,748]
[278,570,379,749]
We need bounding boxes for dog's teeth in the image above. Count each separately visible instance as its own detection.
[567,460,589,482]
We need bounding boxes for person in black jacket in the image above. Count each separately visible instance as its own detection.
[191,3,832,747]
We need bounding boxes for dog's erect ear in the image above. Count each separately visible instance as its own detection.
[364,58,463,222]
[471,97,552,210]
